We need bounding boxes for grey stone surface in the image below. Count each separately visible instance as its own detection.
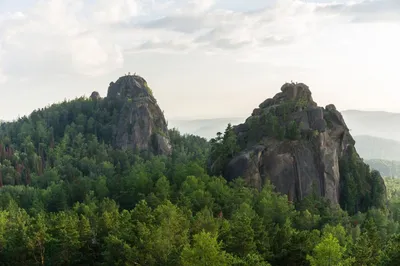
[224,83,358,204]
[107,75,171,155]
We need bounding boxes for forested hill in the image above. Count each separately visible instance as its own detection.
[0,77,397,265]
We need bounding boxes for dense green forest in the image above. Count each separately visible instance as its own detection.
[0,96,399,265]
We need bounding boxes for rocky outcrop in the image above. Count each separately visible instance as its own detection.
[106,74,171,155]
[90,91,101,100]
[224,82,372,205]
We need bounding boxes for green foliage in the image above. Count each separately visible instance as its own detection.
[0,94,394,265]
[246,111,285,142]
[339,146,386,214]
[295,95,309,110]
[143,81,154,96]
[306,233,355,266]
[379,234,400,265]
[181,231,231,266]
[384,177,400,199]
[154,128,167,137]
[209,123,240,176]
[210,115,301,178]
[285,120,301,140]
[240,104,307,146]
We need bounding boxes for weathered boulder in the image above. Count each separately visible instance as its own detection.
[252,108,262,116]
[259,83,318,110]
[107,74,171,155]
[225,145,265,188]
[90,91,101,100]
[280,83,316,107]
[107,74,155,101]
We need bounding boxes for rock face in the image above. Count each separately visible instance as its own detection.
[106,74,171,155]
[224,82,362,204]
[90,91,101,100]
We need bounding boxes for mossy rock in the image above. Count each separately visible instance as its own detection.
[143,82,153,96]
[154,128,167,137]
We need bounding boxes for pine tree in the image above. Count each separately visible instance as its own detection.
[307,233,354,266]
[181,231,231,266]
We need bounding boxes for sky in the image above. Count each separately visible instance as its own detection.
[0,0,400,121]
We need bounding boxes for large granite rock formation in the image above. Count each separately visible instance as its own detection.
[223,82,384,206]
[106,74,171,155]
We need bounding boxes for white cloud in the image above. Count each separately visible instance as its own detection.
[91,0,141,24]
[135,39,191,52]
[135,0,345,51]
[316,0,400,22]
[0,0,399,83]
[182,0,216,13]
[69,37,124,76]
[0,0,127,79]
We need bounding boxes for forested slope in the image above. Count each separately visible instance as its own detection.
[0,78,398,265]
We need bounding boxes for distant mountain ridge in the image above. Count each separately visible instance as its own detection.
[352,135,400,161]
[169,117,245,139]
[365,159,400,178]
[342,110,400,142]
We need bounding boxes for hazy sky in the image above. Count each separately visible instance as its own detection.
[0,0,399,120]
